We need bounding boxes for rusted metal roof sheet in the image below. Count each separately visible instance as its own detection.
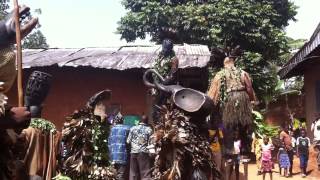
[279,22,320,79]
[22,44,211,70]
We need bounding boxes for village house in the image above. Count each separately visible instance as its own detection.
[7,44,211,129]
[279,22,320,136]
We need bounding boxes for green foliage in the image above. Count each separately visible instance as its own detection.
[22,30,49,49]
[118,0,297,102]
[22,8,49,49]
[154,52,175,77]
[252,110,279,138]
[92,121,110,166]
[0,0,9,19]
[30,118,57,133]
[236,52,281,105]
[278,37,307,66]
[52,174,72,180]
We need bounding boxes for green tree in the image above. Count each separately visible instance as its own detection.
[0,2,49,49]
[22,30,49,49]
[22,8,49,49]
[118,0,297,104]
[0,0,9,19]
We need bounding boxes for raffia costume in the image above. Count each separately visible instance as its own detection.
[207,50,256,157]
[207,66,253,129]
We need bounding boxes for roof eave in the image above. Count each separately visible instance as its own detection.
[279,22,320,79]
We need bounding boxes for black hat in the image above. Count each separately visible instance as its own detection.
[86,89,112,109]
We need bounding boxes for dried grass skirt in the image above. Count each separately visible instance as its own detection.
[222,91,252,129]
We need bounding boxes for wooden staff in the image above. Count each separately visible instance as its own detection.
[13,0,24,107]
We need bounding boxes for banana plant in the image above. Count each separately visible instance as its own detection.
[252,110,279,138]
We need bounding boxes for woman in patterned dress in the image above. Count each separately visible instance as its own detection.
[278,145,291,177]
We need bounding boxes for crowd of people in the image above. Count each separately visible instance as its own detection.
[1,6,319,178]
[106,113,320,180]
[108,114,153,180]
[248,119,320,180]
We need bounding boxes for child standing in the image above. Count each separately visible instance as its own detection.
[261,136,274,180]
[252,133,263,175]
[296,129,311,178]
[227,131,241,180]
[277,145,290,177]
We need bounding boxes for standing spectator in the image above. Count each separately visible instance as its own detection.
[108,116,130,180]
[260,136,274,180]
[289,130,297,153]
[277,145,290,177]
[127,115,153,180]
[227,131,241,180]
[311,116,320,170]
[280,125,294,176]
[296,129,311,178]
[251,133,263,175]
[208,122,223,171]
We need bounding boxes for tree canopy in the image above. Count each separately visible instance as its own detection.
[22,30,49,49]
[22,8,49,49]
[118,0,298,103]
[0,0,9,18]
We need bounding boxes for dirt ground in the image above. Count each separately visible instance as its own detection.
[228,149,320,180]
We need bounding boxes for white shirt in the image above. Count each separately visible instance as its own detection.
[311,119,320,141]
[234,140,241,154]
[291,137,296,147]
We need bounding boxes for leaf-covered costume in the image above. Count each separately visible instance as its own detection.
[152,103,220,180]
[153,52,179,84]
[60,108,115,179]
[152,52,179,122]
[207,66,253,129]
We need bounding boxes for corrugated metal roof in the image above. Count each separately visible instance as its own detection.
[279,22,320,79]
[22,44,211,70]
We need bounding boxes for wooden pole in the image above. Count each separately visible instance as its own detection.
[13,0,24,107]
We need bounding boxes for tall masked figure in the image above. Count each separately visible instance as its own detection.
[144,67,221,179]
[207,46,256,158]
[0,5,38,180]
[59,90,115,179]
[151,39,179,122]
[154,38,179,85]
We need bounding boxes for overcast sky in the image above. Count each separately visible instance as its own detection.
[17,0,320,48]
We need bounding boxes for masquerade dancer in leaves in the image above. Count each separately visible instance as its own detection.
[60,90,115,180]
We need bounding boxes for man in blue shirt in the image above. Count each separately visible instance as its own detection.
[127,115,153,180]
[108,115,130,180]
